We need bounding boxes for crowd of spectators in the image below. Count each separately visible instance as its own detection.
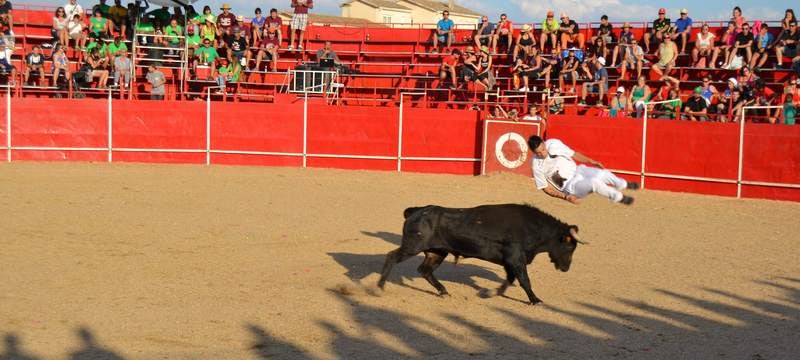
[0,0,797,123]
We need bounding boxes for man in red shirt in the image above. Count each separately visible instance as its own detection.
[493,14,512,54]
[289,0,313,51]
[440,48,461,89]
[254,28,280,71]
[216,3,236,36]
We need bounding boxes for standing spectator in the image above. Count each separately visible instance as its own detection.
[64,0,83,22]
[432,10,454,53]
[0,0,14,42]
[23,45,44,85]
[52,45,70,83]
[86,48,109,88]
[783,93,796,124]
[440,48,460,89]
[266,8,282,43]
[146,63,165,100]
[254,28,279,71]
[493,14,512,54]
[620,38,644,80]
[288,0,313,51]
[108,0,127,39]
[609,86,628,117]
[251,8,266,45]
[512,24,535,60]
[644,8,671,53]
[113,49,131,88]
[216,4,236,36]
[731,6,746,33]
[579,56,608,106]
[653,36,678,78]
[52,7,69,49]
[474,16,495,53]
[610,22,634,67]
[558,49,580,92]
[671,8,693,54]
[781,9,796,32]
[89,8,110,39]
[775,21,798,69]
[559,12,584,50]
[93,0,110,17]
[692,23,718,68]
[590,15,613,46]
[540,10,559,53]
[682,87,709,121]
[628,75,651,118]
[194,38,219,78]
[67,13,85,50]
[750,24,774,70]
[722,22,753,69]
[147,6,171,26]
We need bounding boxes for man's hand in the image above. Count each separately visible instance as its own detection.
[565,195,580,204]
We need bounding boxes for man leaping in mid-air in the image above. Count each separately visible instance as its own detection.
[528,135,639,205]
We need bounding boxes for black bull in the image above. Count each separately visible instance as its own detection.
[377,204,584,305]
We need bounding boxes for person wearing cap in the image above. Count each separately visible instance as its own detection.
[590,15,614,47]
[559,12,584,50]
[682,87,709,121]
[432,10,454,53]
[200,15,218,47]
[652,35,678,78]
[540,11,559,53]
[671,9,693,54]
[692,22,719,68]
[609,86,628,117]
[493,13,513,54]
[610,22,634,67]
[512,24,536,60]
[619,37,644,80]
[440,48,461,89]
[289,0,314,51]
[579,56,609,106]
[774,20,798,69]
[254,27,280,71]
[644,8,671,53]
[474,15,496,54]
[194,38,219,78]
[217,3,236,35]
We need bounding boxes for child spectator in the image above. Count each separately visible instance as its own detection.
[288,0,313,51]
[692,23,719,68]
[23,45,44,85]
[644,8,671,53]
[474,16,495,53]
[671,9,693,54]
[251,8,266,44]
[440,48,460,89]
[146,63,165,100]
[432,10,454,53]
[67,13,85,49]
[113,49,130,88]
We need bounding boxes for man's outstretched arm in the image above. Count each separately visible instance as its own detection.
[572,151,604,168]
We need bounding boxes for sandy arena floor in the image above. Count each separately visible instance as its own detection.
[0,162,798,359]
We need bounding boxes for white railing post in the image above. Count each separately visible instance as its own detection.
[641,104,648,188]
[107,89,113,162]
[397,92,426,172]
[303,92,308,168]
[206,87,211,166]
[6,85,10,162]
[737,110,746,198]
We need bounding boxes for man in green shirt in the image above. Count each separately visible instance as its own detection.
[540,10,559,53]
[194,39,219,78]
[103,36,127,66]
[164,18,183,48]
[94,0,110,17]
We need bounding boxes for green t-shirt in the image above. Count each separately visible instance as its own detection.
[136,21,155,33]
[193,14,215,24]
[664,99,682,119]
[785,104,796,125]
[165,25,183,44]
[85,40,101,53]
[106,41,128,56]
[187,34,201,47]
[195,46,219,64]
[90,17,107,34]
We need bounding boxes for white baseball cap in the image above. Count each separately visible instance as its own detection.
[728,77,738,86]
[597,57,606,66]
[616,86,625,94]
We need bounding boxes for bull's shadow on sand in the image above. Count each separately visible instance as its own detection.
[328,231,505,297]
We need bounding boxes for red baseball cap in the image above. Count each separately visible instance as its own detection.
[658,8,666,14]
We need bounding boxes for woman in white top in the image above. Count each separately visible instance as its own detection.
[53,7,69,48]
[692,23,719,68]
[67,14,85,50]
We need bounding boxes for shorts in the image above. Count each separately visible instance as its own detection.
[476,71,490,81]
[588,83,608,94]
[0,61,14,73]
[783,46,798,57]
[437,33,450,43]
[232,50,245,59]
[291,13,308,31]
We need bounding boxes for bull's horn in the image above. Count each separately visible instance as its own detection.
[570,228,589,245]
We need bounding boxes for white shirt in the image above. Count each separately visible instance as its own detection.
[532,139,576,191]
[64,3,84,21]
[521,115,543,122]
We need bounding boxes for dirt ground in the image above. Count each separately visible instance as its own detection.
[0,162,798,360]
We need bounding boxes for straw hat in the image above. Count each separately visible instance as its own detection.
[521,24,532,32]
[220,3,231,10]
[236,15,244,21]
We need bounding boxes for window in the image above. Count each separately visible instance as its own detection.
[383,15,392,24]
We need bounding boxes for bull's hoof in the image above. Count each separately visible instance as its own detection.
[438,291,450,298]
[529,298,543,306]
[377,281,386,290]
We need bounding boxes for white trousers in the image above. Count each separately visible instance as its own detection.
[564,165,628,202]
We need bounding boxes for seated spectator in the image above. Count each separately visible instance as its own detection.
[493,14,513,53]
[104,35,127,64]
[460,46,477,83]
[588,36,608,64]
[738,66,759,93]
[0,0,13,42]
[681,87,709,121]
[108,0,127,39]
[715,78,740,122]
[89,8,111,39]
[540,10,559,53]
[718,21,737,66]
[200,15,217,46]
[164,17,183,49]
[194,38,219,78]
[67,14,86,49]
[432,10,454,53]
[783,93,796,124]
[658,88,682,119]
[93,0,110,17]
[558,49,580,92]
[590,15,613,46]
[251,8,266,44]
[216,3,236,36]
[610,22,634,67]
[579,56,609,106]
[513,24,535,60]
[775,21,798,68]
[620,38,644,80]
[750,24,774,70]
[644,8,671,53]
[229,28,249,65]
[521,105,544,123]
[744,78,777,123]
[266,8,282,42]
[52,7,69,49]
[85,47,109,88]
[215,58,241,94]
[699,76,718,107]
[722,22,753,69]
[52,45,71,83]
[316,40,341,64]
[653,75,680,102]
[146,63,165,100]
[781,9,796,32]
[232,15,249,39]
[548,87,564,114]
[186,24,201,49]
[652,36,678,78]
[254,28,279,71]
[288,0,312,51]
[692,23,719,68]
[628,75,652,118]
[559,13,584,50]
[474,16,495,53]
[671,9,693,54]
[194,5,215,24]
[440,48,460,89]
[113,49,131,88]
[466,46,493,90]
[24,45,45,85]
[609,86,628,117]
[514,48,554,91]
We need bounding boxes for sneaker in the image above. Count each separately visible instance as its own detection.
[431,48,438,54]
[578,100,587,106]
[297,46,303,51]
[518,86,529,92]
[626,181,640,190]
[620,196,634,205]
[287,45,294,51]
